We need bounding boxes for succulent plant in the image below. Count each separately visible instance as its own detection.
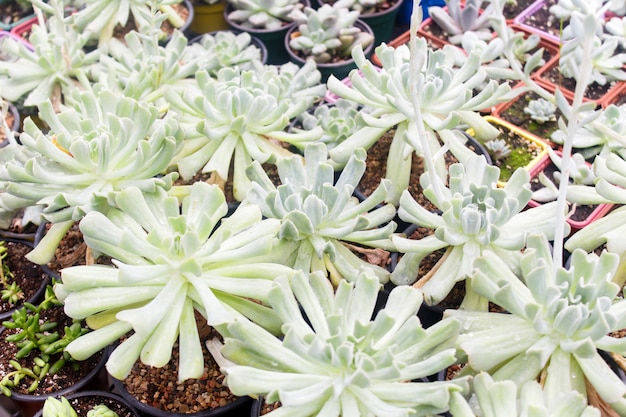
[550,104,626,160]
[558,14,626,86]
[55,181,291,382]
[327,39,511,203]
[287,4,374,63]
[390,156,564,308]
[448,372,602,417]
[531,149,608,204]
[0,286,90,397]
[93,30,202,106]
[445,233,626,415]
[166,65,325,201]
[43,397,79,417]
[0,89,182,265]
[43,397,119,417]
[213,270,470,417]
[87,405,118,417]
[524,98,557,124]
[0,241,23,306]
[331,0,386,14]
[226,0,303,30]
[484,138,511,161]
[549,0,610,23]
[245,143,397,285]
[73,0,187,47]
[428,0,496,44]
[565,150,626,254]
[186,31,264,77]
[605,16,626,48]
[0,0,100,109]
[295,99,367,150]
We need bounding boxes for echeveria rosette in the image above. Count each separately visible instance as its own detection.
[428,0,496,45]
[186,31,263,77]
[73,0,186,47]
[445,234,626,415]
[219,270,469,417]
[227,0,301,30]
[245,143,397,285]
[326,40,511,203]
[167,67,324,201]
[94,30,201,106]
[448,372,601,417]
[0,89,182,265]
[287,5,374,63]
[390,156,564,307]
[55,182,291,382]
[0,0,100,107]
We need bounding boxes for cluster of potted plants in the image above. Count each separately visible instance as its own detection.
[0,0,625,416]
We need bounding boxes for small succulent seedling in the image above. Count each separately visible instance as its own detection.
[0,241,22,306]
[0,286,89,397]
[484,138,511,161]
[524,98,557,124]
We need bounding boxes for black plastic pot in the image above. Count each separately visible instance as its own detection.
[0,238,52,321]
[8,349,109,417]
[284,18,375,83]
[312,0,403,45]
[109,372,252,417]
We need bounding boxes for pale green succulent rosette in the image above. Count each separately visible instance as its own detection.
[94,30,202,107]
[73,0,186,47]
[56,181,291,382]
[246,143,397,285]
[448,372,601,417]
[0,89,182,264]
[326,40,511,203]
[185,31,263,77]
[391,156,563,307]
[445,234,626,415]
[220,271,469,417]
[42,397,79,417]
[288,5,374,63]
[167,66,325,201]
[43,397,119,417]
[0,0,100,107]
[227,0,301,30]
